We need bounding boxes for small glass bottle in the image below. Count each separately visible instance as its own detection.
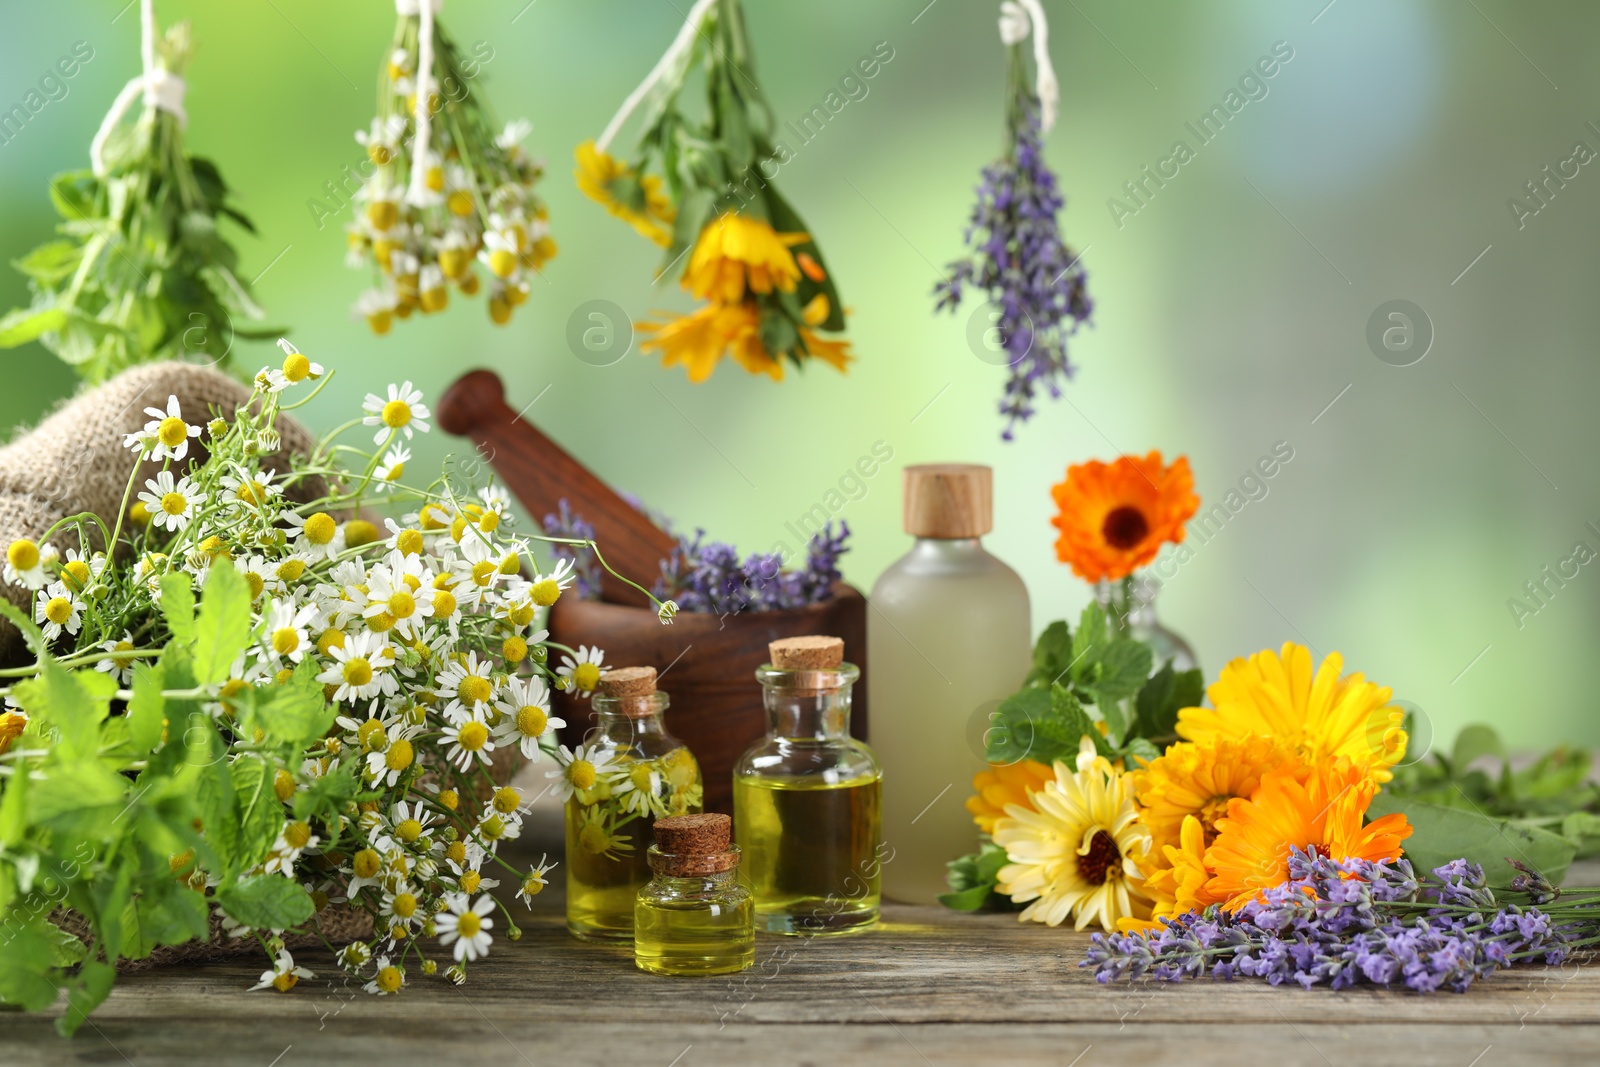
[566,666,703,943]
[634,813,755,976]
[734,636,883,936]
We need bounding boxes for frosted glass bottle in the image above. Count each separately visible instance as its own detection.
[868,464,1031,904]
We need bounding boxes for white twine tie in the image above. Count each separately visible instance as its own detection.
[89,0,188,177]
[596,0,719,153]
[999,0,1059,133]
[404,0,443,205]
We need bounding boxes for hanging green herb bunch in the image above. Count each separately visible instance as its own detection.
[0,3,274,383]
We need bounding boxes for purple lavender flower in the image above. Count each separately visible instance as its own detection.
[934,87,1092,441]
[654,521,850,615]
[540,498,601,599]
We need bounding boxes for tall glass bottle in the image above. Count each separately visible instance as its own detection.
[868,464,1031,904]
[566,666,702,942]
[734,636,883,935]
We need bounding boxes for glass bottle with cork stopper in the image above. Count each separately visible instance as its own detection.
[634,813,754,976]
[867,463,1031,904]
[734,635,883,935]
[564,665,703,943]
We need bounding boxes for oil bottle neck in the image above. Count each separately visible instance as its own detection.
[756,665,859,741]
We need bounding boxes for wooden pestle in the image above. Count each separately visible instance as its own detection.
[435,369,677,607]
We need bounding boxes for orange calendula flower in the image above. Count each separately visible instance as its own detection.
[682,212,806,303]
[1117,814,1225,934]
[0,711,25,755]
[637,301,766,384]
[967,759,1055,834]
[1177,642,1408,782]
[1050,452,1199,583]
[574,141,676,247]
[1132,735,1295,862]
[1204,758,1412,912]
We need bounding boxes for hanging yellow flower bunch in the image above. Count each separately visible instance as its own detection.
[576,0,852,382]
[346,1,552,333]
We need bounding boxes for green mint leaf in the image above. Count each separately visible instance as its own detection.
[1451,724,1506,772]
[159,572,196,646]
[1026,620,1074,688]
[235,659,333,747]
[1368,794,1576,887]
[216,874,314,931]
[56,959,116,1038]
[193,562,253,686]
[126,660,167,754]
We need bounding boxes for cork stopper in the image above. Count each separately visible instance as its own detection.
[769,636,844,669]
[597,666,658,717]
[650,813,739,876]
[903,464,993,538]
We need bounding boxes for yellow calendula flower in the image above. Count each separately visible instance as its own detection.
[993,737,1152,932]
[966,759,1054,835]
[1176,642,1407,781]
[1116,813,1223,934]
[682,212,805,304]
[1132,735,1295,863]
[0,711,26,755]
[638,301,853,383]
[574,141,676,247]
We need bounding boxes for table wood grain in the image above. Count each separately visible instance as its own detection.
[5,809,1598,1066]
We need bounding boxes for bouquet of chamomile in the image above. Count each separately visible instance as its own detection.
[0,346,659,1035]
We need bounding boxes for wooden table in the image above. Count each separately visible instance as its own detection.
[5,808,1600,1066]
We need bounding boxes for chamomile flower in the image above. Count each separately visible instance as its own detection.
[493,675,562,760]
[516,855,557,908]
[527,556,575,608]
[364,956,406,995]
[344,847,387,899]
[365,722,419,788]
[317,631,396,702]
[450,533,503,609]
[362,559,434,639]
[284,510,342,561]
[34,581,84,642]
[127,394,201,461]
[440,716,497,771]
[356,114,406,166]
[362,382,431,446]
[263,820,320,875]
[380,883,423,935]
[436,652,497,722]
[373,445,410,491]
[262,600,318,665]
[57,548,106,595]
[94,632,141,684]
[497,118,532,155]
[266,339,324,392]
[356,287,399,336]
[250,949,315,992]
[556,644,605,695]
[435,892,495,962]
[138,471,204,532]
[4,538,47,589]
[480,229,520,279]
[385,800,439,852]
[221,468,282,512]
[615,759,667,818]
[548,742,617,801]
[337,941,373,973]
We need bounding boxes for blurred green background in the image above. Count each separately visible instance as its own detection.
[1,0,1595,752]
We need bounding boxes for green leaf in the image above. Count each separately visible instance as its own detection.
[939,841,1016,912]
[192,562,252,685]
[1451,724,1506,772]
[1085,640,1153,706]
[0,921,61,1011]
[0,754,28,848]
[1071,602,1110,675]
[1369,795,1576,887]
[126,660,167,754]
[216,874,314,931]
[1026,620,1073,688]
[120,882,209,960]
[235,660,333,747]
[160,572,196,646]
[0,305,67,349]
[292,758,358,824]
[231,756,282,874]
[46,922,88,968]
[31,760,129,835]
[13,240,82,285]
[57,959,116,1038]
[1132,664,1203,740]
[983,687,1049,765]
[47,170,99,223]
[984,682,1106,766]
[936,883,995,911]
[1560,811,1600,858]
[15,662,114,761]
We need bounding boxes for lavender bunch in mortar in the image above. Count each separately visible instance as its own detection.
[934,54,1092,441]
[540,499,603,599]
[1085,851,1594,993]
[655,521,850,615]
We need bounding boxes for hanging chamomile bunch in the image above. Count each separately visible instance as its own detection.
[345,0,553,334]
[934,1,1093,441]
[0,0,273,383]
[576,0,852,382]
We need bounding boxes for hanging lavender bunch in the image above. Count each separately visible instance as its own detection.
[934,39,1092,441]
[1084,850,1590,993]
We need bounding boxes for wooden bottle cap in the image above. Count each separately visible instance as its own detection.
[597,666,657,717]
[650,813,739,876]
[903,464,993,538]
[769,636,844,669]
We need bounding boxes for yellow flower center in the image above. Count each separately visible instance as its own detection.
[282,352,312,382]
[7,539,39,571]
[502,636,528,663]
[108,640,135,668]
[352,849,382,878]
[283,822,313,850]
[455,721,489,752]
[375,965,403,993]
[529,578,560,607]
[345,520,380,547]
[567,758,597,791]
[303,513,336,545]
[381,399,412,429]
[44,597,71,625]
[577,821,610,854]
[629,763,656,794]
[385,738,414,771]
[456,910,482,938]
[471,560,497,587]
[459,870,481,894]
[573,663,600,692]
[157,416,189,448]
[272,628,301,655]
[395,818,423,844]
[391,892,417,918]
[387,590,416,619]
[129,501,151,526]
[507,604,534,627]
[445,840,467,866]
[236,481,267,506]
[479,814,505,841]
[343,658,374,687]
[492,787,520,814]
[62,559,91,592]
[272,973,299,993]
[368,612,397,633]
[521,875,545,898]
[478,511,500,533]
[438,789,459,811]
[244,572,265,599]
[160,492,188,516]
[276,559,306,582]
[358,719,386,750]
[395,529,424,556]
[318,629,347,655]
[431,591,458,621]
[419,504,449,530]
[457,675,492,705]
[516,705,547,738]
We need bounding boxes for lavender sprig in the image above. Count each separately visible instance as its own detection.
[934,56,1092,441]
[654,521,850,615]
[1084,850,1589,993]
[540,499,601,599]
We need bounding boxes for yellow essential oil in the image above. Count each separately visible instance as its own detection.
[564,667,703,943]
[733,636,883,936]
[635,814,754,977]
[735,773,882,934]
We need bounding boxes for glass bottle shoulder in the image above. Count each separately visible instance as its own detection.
[871,538,1029,599]
[734,736,881,785]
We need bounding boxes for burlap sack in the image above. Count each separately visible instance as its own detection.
[0,361,320,665]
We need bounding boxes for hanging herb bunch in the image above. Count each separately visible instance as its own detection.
[934,1,1093,441]
[576,0,852,382]
[345,0,553,334]
[0,1,273,383]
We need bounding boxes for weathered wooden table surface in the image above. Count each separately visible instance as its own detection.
[5,805,1600,1066]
